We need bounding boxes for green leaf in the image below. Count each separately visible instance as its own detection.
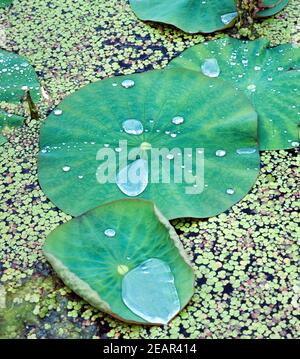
[0,133,7,145]
[129,0,238,34]
[0,0,12,8]
[169,37,300,151]
[256,0,289,17]
[0,49,40,104]
[38,68,259,219]
[0,110,24,128]
[43,199,195,324]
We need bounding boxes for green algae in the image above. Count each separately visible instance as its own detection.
[0,0,299,339]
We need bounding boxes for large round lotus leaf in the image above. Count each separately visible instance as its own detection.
[256,0,289,17]
[43,199,194,324]
[38,68,259,219]
[0,50,40,103]
[129,0,238,34]
[169,37,300,151]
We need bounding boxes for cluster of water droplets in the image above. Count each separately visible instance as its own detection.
[0,51,40,99]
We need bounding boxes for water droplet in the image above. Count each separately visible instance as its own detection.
[122,258,180,324]
[62,166,71,172]
[254,66,261,71]
[172,116,184,125]
[116,159,148,197]
[121,79,135,89]
[291,141,299,147]
[236,148,257,155]
[221,12,238,25]
[277,67,284,71]
[122,119,144,135]
[78,175,84,179]
[268,77,273,81]
[21,85,28,91]
[166,154,174,160]
[226,188,235,195]
[104,228,116,237]
[201,58,220,78]
[247,84,256,92]
[54,109,63,116]
[215,149,226,157]
[115,147,122,152]
[170,133,177,138]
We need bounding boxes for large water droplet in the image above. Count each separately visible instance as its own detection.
[226,188,235,195]
[221,12,238,25]
[121,79,135,89]
[172,116,184,125]
[104,228,116,237]
[62,166,71,172]
[201,58,220,78]
[216,149,226,157]
[54,109,63,116]
[122,119,144,135]
[236,148,257,155]
[291,141,299,147]
[122,258,180,324]
[116,159,148,197]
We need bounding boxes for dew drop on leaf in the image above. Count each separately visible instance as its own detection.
[220,12,237,25]
[122,119,144,135]
[236,148,257,155]
[201,58,220,78]
[215,149,226,157]
[121,79,135,89]
[226,188,235,195]
[104,228,116,238]
[172,116,184,125]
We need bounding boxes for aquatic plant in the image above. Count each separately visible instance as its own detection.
[0,0,12,8]
[38,68,259,219]
[0,49,40,141]
[129,0,289,34]
[43,199,194,325]
[169,37,300,150]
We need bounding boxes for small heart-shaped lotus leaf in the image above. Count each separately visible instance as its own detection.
[256,0,289,17]
[0,0,12,8]
[38,68,259,219]
[169,37,300,151]
[0,50,40,104]
[0,110,24,128]
[129,0,238,34]
[43,199,194,324]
